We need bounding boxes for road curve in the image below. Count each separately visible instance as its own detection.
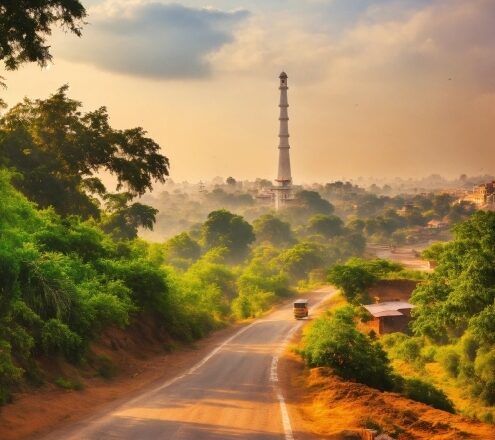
[42,286,336,440]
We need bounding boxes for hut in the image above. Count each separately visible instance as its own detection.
[363,301,414,335]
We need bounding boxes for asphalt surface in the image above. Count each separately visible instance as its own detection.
[41,286,336,440]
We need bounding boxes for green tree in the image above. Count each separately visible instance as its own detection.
[308,214,344,238]
[164,232,201,261]
[0,0,86,70]
[276,241,323,281]
[100,193,158,240]
[327,263,376,302]
[297,190,334,215]
[0,86,169,217]
[253,214,295,247]
[201,210,255,260]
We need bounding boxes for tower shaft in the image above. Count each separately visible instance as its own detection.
[274,72,293,210]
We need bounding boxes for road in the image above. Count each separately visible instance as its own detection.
[42,286,336,440]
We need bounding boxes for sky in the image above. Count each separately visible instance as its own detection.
[2,0,495,184]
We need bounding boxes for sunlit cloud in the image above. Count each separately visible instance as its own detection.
[56,1,250,79]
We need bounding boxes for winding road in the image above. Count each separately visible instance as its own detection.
[42,286,336,440]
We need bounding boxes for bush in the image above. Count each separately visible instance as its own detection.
[41,319,84,362]
[382,333,424,365]
[301,306,394,391]
[436,347,461,378]
[401,378,455,413]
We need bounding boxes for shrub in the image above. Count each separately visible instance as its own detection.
[41,319,83,362]
[436,347,461,378]
[0,340,23,405]
[401,378,455,413]
[301,306,394,391]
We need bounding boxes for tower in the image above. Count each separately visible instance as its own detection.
[274,71,293,210]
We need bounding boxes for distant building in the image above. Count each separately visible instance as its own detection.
[363,301,414,335]
[397,203,415,216]
[464,181,495,208]
[427,219,449,229]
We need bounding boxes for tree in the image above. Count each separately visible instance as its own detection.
[164,232,201,261]
[100,193,158,240]
[308,214,344,238]
[327,263,377,302]
[226,176,236,186]
[201,210,255,260]
[0,86,169,217]
[253,214,294,247]
[411,211,495,341]
[276,241,323,281]
[297,190,334,215]
[0,0,86,70]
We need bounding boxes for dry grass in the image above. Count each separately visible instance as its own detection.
[281,352,495,440]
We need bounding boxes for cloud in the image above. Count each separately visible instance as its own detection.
[56,2,249,79]
[211,0,495,93]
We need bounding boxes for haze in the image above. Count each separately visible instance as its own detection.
[2,0,494,183]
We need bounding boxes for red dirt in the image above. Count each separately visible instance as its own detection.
[0,320,245,440]
[280,351,495,440]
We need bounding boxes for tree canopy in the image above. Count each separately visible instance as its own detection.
[253,214,294,247]
[0,86,169,218]
[0,0,86,70]
[201,209,255,260]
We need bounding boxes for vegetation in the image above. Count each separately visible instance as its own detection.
[300,305,454,412]
[0,0,86,70]
[0,86,169,219]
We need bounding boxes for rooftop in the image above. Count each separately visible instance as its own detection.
[363,301,414,318]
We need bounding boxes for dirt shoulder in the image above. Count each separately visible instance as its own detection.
[280,334,495,440]
[0,323,247,440]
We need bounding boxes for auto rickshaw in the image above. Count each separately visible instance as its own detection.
[293,299,308,319]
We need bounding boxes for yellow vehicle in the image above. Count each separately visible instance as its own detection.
[293,299,308,319]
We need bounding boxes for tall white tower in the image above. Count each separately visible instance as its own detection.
[274,71,293,210]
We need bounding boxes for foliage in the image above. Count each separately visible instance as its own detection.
[301,306,394,391]
[201,209,255,260]
[100,193,159,240]
[401,378,455,413]
[328,258,407,303]
[253,214,295,247]
[0,0,86,70]
[307,214,344,238]
[0,86,169,218]
[277,241,324,281]
[163,232,201,266]
[328,264,377,303]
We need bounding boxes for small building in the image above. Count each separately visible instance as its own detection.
[363,301,414,335]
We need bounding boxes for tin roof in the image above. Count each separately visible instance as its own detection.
[363,301,414,318]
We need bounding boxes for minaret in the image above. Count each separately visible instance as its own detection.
[274,71,293,210]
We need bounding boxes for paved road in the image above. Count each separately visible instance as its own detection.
[42,286,336,440]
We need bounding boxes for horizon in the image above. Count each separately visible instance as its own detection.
[2,0,495,183]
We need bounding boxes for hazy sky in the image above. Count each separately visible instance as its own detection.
[2,0,495,183]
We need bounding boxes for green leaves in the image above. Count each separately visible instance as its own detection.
[301,306,394,391]
[201,209,255,261]
[0,1,86,70]
[0,86,169,218]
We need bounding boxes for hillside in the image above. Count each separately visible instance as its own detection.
[281,352,495,440]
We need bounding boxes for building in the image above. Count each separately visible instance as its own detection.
[273,72,294,210]
[463,181,495,208]
[363,301,414,335]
